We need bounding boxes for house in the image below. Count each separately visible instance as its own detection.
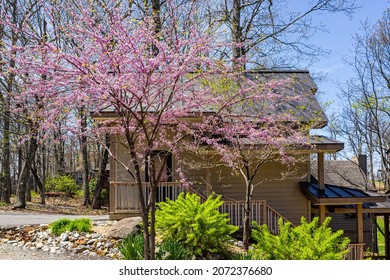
[310,155,390,256]
[94,69,390,260]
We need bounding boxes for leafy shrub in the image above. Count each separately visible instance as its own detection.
[155,239,193,260]
[155,193,238,257]
[45,175,79,197]
[49,218,92,236]
[119,233,193,260]
[250,217,350,260]
[118,233,145,260]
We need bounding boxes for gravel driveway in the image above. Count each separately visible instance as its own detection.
[0,212,114,260]
[0,212,109,227]
[0,242,111,260]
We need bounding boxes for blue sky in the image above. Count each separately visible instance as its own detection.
[302,0,389,121]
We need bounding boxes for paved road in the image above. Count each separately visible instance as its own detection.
[0,212,109,227]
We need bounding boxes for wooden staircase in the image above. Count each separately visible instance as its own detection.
[186,185,292,234]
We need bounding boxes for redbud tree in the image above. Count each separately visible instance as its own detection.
[2,1,309,257]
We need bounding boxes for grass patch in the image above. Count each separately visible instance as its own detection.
[49,218,92,236]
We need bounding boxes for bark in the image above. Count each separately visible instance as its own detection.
[31,162,45,204]
[232,0,245,68]
[80,107,91,206]
[0,99,11,203]
[14,134,38,209]
[54,123,66,175]
[92,134,110,209]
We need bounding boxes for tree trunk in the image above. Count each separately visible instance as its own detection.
[80,107,91,206]
[92,134,110,209]
[0,100,11,204]
[243,180,252,250]
[31,163,45,204]
[14,134,38,209]
[232,0,245,69]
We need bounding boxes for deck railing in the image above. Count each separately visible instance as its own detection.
[346,243,365,260]
[110,181,290,234]
[110,181,186,213]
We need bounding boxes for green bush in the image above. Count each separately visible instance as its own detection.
[45,175,79,197]
[155,239,193,260]
[250,217,350,260]
[155,193,238,257]
[118,233,145,260]
[49,218,92,236]
[118,233,193,260]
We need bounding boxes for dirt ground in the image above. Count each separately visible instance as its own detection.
[0,195,108,216]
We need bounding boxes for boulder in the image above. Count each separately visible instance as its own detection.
[104,217,142,239]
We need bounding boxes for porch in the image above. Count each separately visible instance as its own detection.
[109,181,288,234]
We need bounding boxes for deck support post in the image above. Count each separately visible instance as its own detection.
[356,203,364,244]
[319,204,326,225]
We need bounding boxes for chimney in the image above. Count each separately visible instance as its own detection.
[358,154,367,175]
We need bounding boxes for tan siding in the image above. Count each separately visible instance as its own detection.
[329,213,376,250]
[182,159,310,225]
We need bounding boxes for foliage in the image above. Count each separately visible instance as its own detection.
[119,234,193,260]
[250,217,350,260]
[377,218,385,255]
[45,175,79,197]
[89,177,109,202]
[118,233,145,260]
[155,193,238,257]
[49,218,92,236]
[155,239,193,260]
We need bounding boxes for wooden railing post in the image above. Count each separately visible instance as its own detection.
[109,182,115,213]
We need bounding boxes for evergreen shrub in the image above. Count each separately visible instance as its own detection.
[155,193,238,257]
[250,217,350,260]
[45,175,79,197]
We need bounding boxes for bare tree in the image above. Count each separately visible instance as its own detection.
[335,8,390,189]
[210,0,357,68]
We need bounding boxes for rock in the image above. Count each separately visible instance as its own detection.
[104,217,142,239]
[91,233,101,239]
[96,249,107,256]
[74,245,88,254]
[104,241,113,249]
[75,239,87,245]
[42,245,50,252]
[87,239,97,245]
[60,233,69,241]
[36,242,45,249]
[89,252,97,257]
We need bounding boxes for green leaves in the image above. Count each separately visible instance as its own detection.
[251,217,350,260]
[155,193,238,257]
[49,218,92,236]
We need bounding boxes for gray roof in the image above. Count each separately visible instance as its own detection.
[311,159,374,190]
[94,70,328,128]
[241,70,328,128]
